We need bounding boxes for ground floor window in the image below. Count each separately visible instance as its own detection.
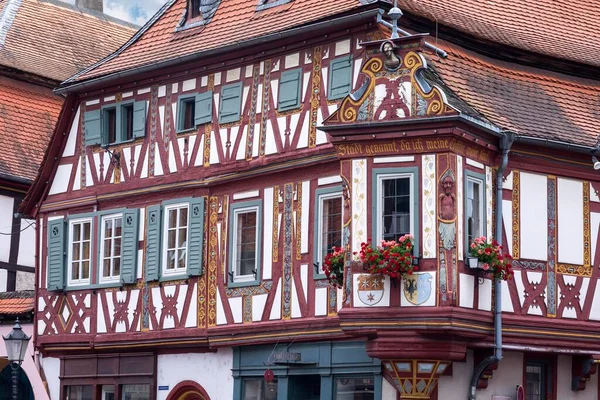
[65,386,93,400]
[243,379,278,400]
[335,377,375,400]
[525,358,555,400]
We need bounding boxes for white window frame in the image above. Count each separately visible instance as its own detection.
[67,217,93,286]
[99,213,123,284]
[466,175,485,244]
[162,203,189,276]
[376,173,414,243]
[317,192,344,273]
[232,205,259,283]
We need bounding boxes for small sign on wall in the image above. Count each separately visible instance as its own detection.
[158,386,169,391]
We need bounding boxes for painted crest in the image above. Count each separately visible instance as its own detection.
[403,273,433,305]
[357,274,385,306]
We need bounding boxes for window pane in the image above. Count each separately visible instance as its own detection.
[178,228,187,247]
[106,108,117,144]
[65,385,93,400]
[525,363,546,400]
[82,261,90,279]
[73,223,81,241]
[113,258,121,276]
[244,379,278,400]
[122,384,150,400]
[103,259,111,278]
[179,207,188,227]
[71,262,79,280]
[168,229,176,249]
[335,377,374,400]
[82,241,90,259]
[184,100,195,130]
[83,222,91,240]
[467,179,481,243]
[236,210,257,277]
[381,177,411,240]
[104,239,111,257]
[114,217,122,237]
[114,238,122,257]
[321,196,342,263]
[101,385,115,400]
[104,219,113,237]
[123,104,134,141]
[72,242,80,261]
[168,209,177,229]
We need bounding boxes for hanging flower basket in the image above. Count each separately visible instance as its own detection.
[358,234,417,279]
[322,246,345,288]
[467,236,514,281]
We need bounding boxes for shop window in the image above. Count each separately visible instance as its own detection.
[465,171,486,246]
[372,168,419,254]
[101,385,115,400]
[314,187,343,275]
[335,377,375,399]
[65,386,93,400]
[525,360,554,400]
[229,200,262,286]
[122,384,150,400]
[243,379,278,400]
[68,218,92,286]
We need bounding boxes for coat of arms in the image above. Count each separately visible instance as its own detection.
[403,272,433,305]
[357,274,385,306]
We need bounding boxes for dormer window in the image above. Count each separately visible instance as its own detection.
[189,0,201,19]
[257,0,293,12]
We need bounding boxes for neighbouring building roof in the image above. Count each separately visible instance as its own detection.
[429,42,600,148]
[0,76,63,182]
[0,290,34,315]
[0,0,137,183]
[0,0,137,82]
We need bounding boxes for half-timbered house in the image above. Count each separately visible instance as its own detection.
[0,0,135,397]
[21,0,600,399]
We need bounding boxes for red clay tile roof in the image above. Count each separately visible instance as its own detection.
[396,0,600,68]
[431,42,600,147]
[0,0,137,82]
[0,76,64,181]
[65,0,365,84]
[0,291,34,315]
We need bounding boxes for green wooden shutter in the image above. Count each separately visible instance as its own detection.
[84,109,102,146]
[219,83,242,124]
[145,205,162,282]
[278,68,302,111]
[195,91,213,125]
[133,101,147,139]
[47,219,66,291]
[187,198,205,276]
[120,209,139,284]
[328,56,353,100]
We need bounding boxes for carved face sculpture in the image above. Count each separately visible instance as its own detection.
[381,41,400,71]
[442,176,454,195]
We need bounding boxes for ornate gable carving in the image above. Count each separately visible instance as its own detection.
[324,35,454,127]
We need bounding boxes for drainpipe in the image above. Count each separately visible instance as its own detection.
[468,130,515,400]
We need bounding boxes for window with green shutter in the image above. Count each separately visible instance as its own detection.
[177,92,213,132]
[278,68,302,111]
[145,205,162,282]
[219,83,243,124]
[228,200,262,287]
[84,100,147,147]
[98,209,139,285]
[195,91,213,126]
[328,55,353,100]
[47,218,66,291]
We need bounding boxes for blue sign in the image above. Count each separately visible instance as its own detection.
[158,386,169,391]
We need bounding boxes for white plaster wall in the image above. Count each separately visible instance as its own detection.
[48,164,72,195]
[15,270,34,290]
[439,351,524,400]
[382,377,397,400]
[477,352,523,399]
[520,172,547,261]
[0,269,7,292]
[557,355,598,400]
[17,218,36,267]
[42,356,61,400]
[157,349,234,400]
[557,178,584,265]
[0,195,14,263]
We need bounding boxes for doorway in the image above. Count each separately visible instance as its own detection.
[288,375,320,400]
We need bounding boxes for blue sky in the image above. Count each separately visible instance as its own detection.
[65,0,166,25]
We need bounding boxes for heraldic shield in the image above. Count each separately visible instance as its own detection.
[403,273,433,306]
[357,274,385,306]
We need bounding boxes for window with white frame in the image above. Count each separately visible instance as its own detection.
[233,207,259,282]
[163,204,189,275]
[68,219,92,285]
[377,174,413,242]
[466,175,484,244]
[316,191,343,272]
[100,214,122,283]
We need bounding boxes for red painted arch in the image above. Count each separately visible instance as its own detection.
[166,380,211,400]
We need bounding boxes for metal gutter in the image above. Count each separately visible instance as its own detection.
[513,135,597,154]
[55,8,381,95]
[0,172,33,186]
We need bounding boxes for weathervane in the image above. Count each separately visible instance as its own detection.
[388,0,403,39]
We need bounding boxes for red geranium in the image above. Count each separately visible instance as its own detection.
[359,235,416,278]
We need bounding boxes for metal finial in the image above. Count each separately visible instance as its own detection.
[388,0,403,39]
